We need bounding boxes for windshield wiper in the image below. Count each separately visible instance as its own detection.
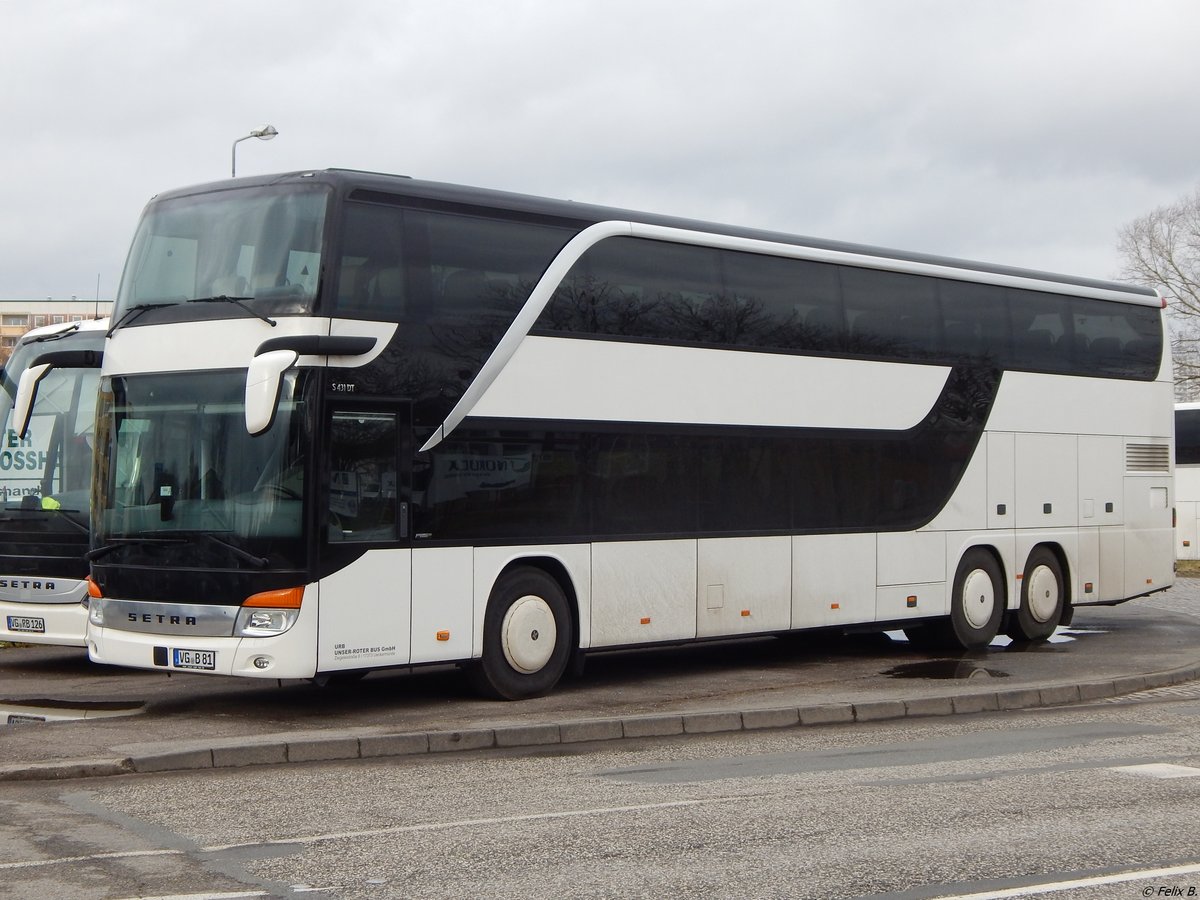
[27,321,83,343]
[201,533,269,569]
[106,302,183,337]
[45,507,89,535]
[189,295,277,327]
[86,533,270,568]
[85,536,188,562]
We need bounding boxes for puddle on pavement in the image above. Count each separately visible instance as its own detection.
[1,698,145,726]
[884,660,1011,680]
[882,625,1110,680]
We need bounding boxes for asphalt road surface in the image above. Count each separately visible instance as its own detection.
[3,686,1200,900]
[1,582,1198,899]
[3,583,1200,774]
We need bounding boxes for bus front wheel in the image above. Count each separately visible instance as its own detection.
[947,548,1004,649]
[472,567,572,700]
[1006,547,1064,643]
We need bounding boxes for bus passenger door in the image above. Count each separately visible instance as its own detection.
[316,402,412,673]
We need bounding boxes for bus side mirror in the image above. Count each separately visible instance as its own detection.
[245,349,299,435]
[12,363,52,441]
[11,348,104,440]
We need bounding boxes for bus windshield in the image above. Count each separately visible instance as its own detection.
[93,369,314,570]
[0,329,100,519]
[114,184,328,321]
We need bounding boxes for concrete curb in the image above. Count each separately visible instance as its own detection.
[2,660,1197,783]
[0,759,134,781]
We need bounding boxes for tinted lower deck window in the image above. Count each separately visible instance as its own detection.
[414,365,999,541]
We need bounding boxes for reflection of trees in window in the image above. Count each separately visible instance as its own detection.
[840,268,940,361]
[333,200,579,414]
[658,292,777,346]
[541,276,830,352]
[542,276,664,337]
[351,277,545,427]
[529,236,1158,376]
[936,364,1002,429]
[535,239,858,354]
[356,343,448,397]
[841,320,906,359]
[427,278,529,376]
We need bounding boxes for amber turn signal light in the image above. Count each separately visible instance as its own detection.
[243,586,304,608]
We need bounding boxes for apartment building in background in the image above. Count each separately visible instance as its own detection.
[0,300,113,366]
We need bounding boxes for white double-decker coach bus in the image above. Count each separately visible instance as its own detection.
[1,319,105,646]
[66,170,1171,697]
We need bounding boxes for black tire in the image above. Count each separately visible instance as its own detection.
[1006,546,1064,642]
[946,548,1004,649]
[472,567,572,700]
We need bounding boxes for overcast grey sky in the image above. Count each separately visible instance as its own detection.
[2,0,1197,300]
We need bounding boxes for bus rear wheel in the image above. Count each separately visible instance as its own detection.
[472,567,572,700]
[946,548,1004,649]
[1006,547,1064,643]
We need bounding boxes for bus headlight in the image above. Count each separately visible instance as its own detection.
[235,586,304,636]
[88,596,105,627]
[234,607,300,637]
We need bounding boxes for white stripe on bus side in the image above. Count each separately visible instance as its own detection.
[468,335,950,431]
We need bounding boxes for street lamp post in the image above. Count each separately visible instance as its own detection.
[231,125,279,177]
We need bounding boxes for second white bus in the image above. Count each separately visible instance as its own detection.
[0,319,105,646]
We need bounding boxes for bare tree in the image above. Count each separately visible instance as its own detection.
[1117,185,1200,399]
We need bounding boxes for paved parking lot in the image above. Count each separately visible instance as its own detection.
[2,578,1199,780]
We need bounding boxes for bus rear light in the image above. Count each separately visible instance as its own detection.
[243,586,304,609]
